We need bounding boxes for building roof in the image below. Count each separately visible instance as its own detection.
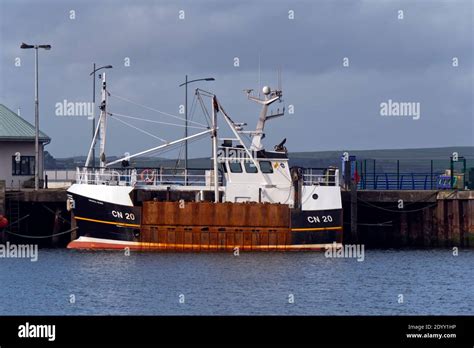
[0,104,50,142]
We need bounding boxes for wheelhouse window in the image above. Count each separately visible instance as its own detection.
[260,161,273,174]
[12,156,35,176]
[228,161,243,173]
[244,161,258,173]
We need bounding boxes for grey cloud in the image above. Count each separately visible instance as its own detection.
[0,0,472,158]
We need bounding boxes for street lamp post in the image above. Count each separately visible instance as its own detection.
[20,42,51,191]
[179,76,215,178]
[90,64,113,167]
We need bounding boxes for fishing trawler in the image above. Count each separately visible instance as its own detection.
[66,73,343,251]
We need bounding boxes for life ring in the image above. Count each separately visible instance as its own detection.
[140,169,155,184]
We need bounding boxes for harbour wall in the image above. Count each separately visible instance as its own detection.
[1,181,473,249]
[342,190,474,248]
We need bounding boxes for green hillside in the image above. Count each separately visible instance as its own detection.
[47,146,474,173]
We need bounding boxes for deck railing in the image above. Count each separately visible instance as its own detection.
[75,167,222,187]
[302,168,340,187]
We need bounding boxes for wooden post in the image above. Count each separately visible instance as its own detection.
[411,212,422,246]
[437,199,446,247]
[393,210,401,247]
[452,199,461,246]
[51,207,61,247]
[468,200,474,248]
[350,177,357,243]
[432,201,439,246]
[422,206,432,247]
[400,212,408,246]
[344,159,351,190]
[460,200,468,248]
[70,210,77,241]
[446,200,453,246]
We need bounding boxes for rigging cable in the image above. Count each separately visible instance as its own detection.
[173,94,200,170]
[128,132,210,162]
[109,115,167,143]
[109,92,207,127]
[196,91,211,126]
[109,112,207,130]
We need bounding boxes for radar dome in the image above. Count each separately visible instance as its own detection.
[262,86,271,95]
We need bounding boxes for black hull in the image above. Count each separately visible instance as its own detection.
[69,193,140,242]
[68,193,343,250]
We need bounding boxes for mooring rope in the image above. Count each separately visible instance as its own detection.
[343,221,393,227]
[356,189,459,213]
[40,204,70,225]
[2,227,78,239]
[5,214,30,227]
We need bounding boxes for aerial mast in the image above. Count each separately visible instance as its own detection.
[247,86,284,151]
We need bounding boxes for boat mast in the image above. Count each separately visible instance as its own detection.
[212,96,219,203]
[84,73,107,168]
[99,72,108,168]
[84,113,101,167]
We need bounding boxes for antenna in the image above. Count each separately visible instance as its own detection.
[258,54,261,98]
[277,67,282,91]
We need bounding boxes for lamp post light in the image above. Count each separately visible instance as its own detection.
[90,64,113,167]
[179,76,215,177]
[20,42,51,190]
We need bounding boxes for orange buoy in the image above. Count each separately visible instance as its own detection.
[0,215,8,229]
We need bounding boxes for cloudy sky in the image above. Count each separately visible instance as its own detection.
[0,0,472,159]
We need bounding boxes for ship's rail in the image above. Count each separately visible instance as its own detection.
[302,167,339,187]
[75,167,222,187]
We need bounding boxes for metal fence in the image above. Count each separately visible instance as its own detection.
[356,158,473,190]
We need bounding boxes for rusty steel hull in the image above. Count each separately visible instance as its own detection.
[68,200,343,251]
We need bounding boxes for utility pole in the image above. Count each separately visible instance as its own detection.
[20,42,51,190]
[179,76,215,184]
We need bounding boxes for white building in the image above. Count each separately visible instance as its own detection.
[0,104,50,189]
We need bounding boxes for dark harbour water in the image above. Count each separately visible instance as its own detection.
[0,249,473,315]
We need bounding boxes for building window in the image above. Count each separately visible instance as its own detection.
[260,161,274,173]
[12,156,35,176]
[244,161,258,173]
[228,161,243,173]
